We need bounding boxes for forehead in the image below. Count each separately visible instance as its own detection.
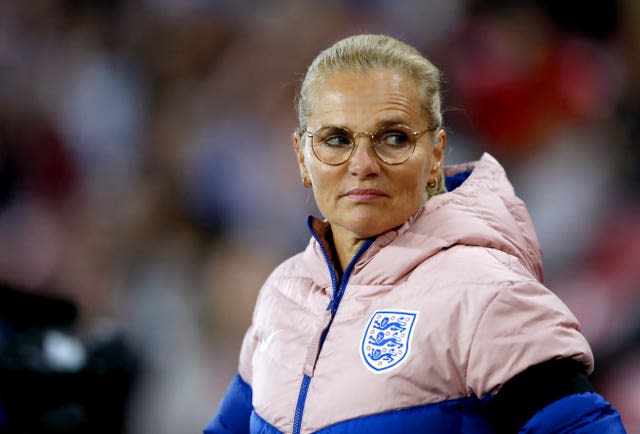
[307,69,425,129]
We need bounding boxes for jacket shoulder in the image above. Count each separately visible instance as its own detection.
[257,250,322,305]
[412,244,593,397]
[412,243,539,291]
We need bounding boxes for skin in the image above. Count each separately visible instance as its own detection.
[293,69,446,271]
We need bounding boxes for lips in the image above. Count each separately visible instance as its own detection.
[344,188,387,201]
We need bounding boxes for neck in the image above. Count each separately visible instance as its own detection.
[330,225,368,272]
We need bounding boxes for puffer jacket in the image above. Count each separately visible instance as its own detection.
[205,153,626,434]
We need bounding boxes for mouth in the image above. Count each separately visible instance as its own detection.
[343,188,388,202]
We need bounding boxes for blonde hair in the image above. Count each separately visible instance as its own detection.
[295,34,443,132]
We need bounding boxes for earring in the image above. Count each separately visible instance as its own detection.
[303,177,312,188]
[426,173,443,198]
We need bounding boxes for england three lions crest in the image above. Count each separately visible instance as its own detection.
[360,310,419,373]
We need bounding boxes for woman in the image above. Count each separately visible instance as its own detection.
[204,35,626,433]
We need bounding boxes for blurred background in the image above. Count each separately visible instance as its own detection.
[0,0,639,432]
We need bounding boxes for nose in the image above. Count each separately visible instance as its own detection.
[348,135,380,178]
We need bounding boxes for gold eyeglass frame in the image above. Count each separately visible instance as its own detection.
[304,124,437,166]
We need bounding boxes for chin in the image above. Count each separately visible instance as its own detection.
[330,209,408,239]
[349,221,396,239]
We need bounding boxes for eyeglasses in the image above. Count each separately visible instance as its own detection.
[304,124,436,166]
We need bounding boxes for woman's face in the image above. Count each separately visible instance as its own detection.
[294,69,445,239]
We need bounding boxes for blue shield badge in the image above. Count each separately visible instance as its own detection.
[360,310,419,373]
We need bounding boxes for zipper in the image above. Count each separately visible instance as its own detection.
[292,375,311,434]
[292,218,373,434]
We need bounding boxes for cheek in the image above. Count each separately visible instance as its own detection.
[308,164,336,204]
[395,162,432,205]
[417,153,434,184]
[404,160,432,192]
[406,179,427,204]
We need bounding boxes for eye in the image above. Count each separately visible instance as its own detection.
[319,128,353,148]
[377,128,411,148]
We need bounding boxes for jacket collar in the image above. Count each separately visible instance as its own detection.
[304,153,543,286]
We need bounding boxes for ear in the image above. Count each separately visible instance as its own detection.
[293,130,311,186]
[430,129,447,178]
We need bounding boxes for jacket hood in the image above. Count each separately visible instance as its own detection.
[306,153,544,286]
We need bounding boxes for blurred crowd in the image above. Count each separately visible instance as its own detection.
[0,0,639,432]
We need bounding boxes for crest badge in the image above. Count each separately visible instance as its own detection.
[360,310,419,373]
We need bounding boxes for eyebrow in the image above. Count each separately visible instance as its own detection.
[314,118,417,131]
[376,118,413,128]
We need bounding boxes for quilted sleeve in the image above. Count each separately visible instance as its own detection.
[482,358,626,433]
[203,323,259,434]
[466,279,593,397]
[519,392,626,434]
[203,374,253,434]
